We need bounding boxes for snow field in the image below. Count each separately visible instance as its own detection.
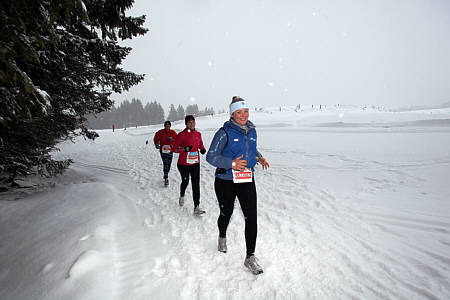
[1,106,449,299]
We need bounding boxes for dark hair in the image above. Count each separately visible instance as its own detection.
[231,96,245,104]
[164,120,171,126]
[185,115,195,124]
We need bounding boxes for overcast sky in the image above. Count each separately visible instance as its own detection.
[113,0,450,111]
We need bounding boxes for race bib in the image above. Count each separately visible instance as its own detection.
[232,168,253,183]
[186,151,199,164]
[161,145,171,154]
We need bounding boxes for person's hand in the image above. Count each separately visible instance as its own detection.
[155,144,160,149]
[200,148,206,155]
[257,156,270,170]
[232,155,247,171]
[184,145,193,152]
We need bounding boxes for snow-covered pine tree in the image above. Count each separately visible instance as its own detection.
[185,104,199,116]
[147,101,164,125]
[176,105,185,121]
[167,104,177,122]
[0,0,148,185]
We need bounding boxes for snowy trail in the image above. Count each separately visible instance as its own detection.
[58,122,450,299]
[27,108,446,299]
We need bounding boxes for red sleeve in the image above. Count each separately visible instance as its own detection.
[173,131,184,153]
[153,130,161,145]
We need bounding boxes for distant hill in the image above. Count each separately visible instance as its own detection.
[392,101,450,112]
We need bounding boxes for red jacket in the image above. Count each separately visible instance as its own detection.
[153,129,177,152]
[173,128,206,165]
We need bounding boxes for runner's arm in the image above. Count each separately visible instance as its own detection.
[172,132,185,153]
[206,129,233,169]
[153,131,160,146]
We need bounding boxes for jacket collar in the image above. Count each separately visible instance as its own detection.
[224,119,255,134]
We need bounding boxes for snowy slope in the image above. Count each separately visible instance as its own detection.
[1,106,450,299]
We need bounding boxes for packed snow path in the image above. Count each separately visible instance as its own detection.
[57,109,450,299]
[2,108,449,299]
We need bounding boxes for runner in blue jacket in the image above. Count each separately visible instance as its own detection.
[206,96,269,275]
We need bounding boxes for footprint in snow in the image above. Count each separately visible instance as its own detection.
[79,234,91,241]
[67,250,106,279]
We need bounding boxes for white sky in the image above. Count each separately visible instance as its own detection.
[113,0,450,111]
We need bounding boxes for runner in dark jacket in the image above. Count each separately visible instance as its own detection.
[206,96,269,275]
[173,115,207,215]
[153,121,177,186]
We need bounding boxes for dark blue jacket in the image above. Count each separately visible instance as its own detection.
[206,119,261,180]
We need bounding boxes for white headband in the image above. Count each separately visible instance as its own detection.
[229,101,249,116]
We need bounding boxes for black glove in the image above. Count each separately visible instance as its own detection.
[184,145,193,152]
[155,144,160,149]
[200,148,206,155]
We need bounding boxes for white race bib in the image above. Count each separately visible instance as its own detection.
[186,151,199,164]
[161,145,171,154]
[232,168,253,183]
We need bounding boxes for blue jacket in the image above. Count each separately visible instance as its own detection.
[206,119,262,180]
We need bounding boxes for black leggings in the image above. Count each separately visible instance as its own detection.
[214,177,257,256]
[177,163,200,207]
[160,152,173,178]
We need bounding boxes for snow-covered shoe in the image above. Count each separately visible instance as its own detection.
[193,206,205,215]
[218,237,227,253]
[244,255,263,275]
[164,178,169,186]
[179,196,185,207]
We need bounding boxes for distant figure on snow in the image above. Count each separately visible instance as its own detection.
[153,121,177,186]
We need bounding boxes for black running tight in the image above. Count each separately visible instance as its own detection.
[214,177,257,256]
[160,152,173,178]
[177,163,200,207]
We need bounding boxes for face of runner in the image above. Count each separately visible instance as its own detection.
[164,124,171,131]
[232,108,249,126]
[186,119,195,131]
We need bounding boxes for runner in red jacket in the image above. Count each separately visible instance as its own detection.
[173,115,207,215]
[153,120,177,186]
